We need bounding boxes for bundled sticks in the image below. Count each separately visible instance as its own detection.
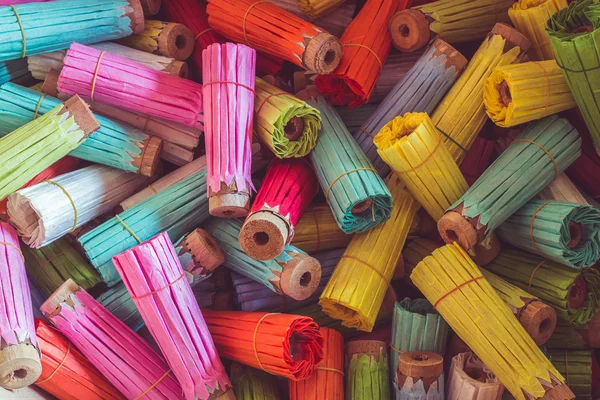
[346,341,389,400]
[230,363,282,399]
[292,205,353,253]
[0,59,29,86]
[548,349,593,400]
[119,20,195,60]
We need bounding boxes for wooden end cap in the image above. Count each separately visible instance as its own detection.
[437,211,478,251]
[0,344,42,390]
[279,253,322,300]
[518,300,557,346]
[239,211,289,260]
[158,22,195,61]
[59,95,101,136]
[389,9,431,53]
[303,33,343,75]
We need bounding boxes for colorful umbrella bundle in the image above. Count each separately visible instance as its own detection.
[291,204,353,253]
[346,340,389,400]
[230,363,282,400]
[119,20,195,61]
[547,349,593,400]
[446,352,505,400]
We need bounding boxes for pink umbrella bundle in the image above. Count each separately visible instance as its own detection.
[112,232,232,400]
[57,42,204,129]
[203,43,256,218]
[40,280,182,399]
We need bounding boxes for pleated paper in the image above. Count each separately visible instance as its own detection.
[0,59,29,86]
[369,51,426,104]
[230,363,282,400]
[446,352,505,400]
[271,0,355,37]
[292,204,353,253]
[545,316,600,349]
[548,349,592,400]
[346,340,389,400]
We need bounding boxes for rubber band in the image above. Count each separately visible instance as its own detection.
[10,5,26,58]
[396,139,442,175]
[134,369,172,399]
[203,80,256,96]
[436,126,468,154]
[316,366,344,375]
[115,215,142,244]
[325,168,378,203]
[340,255,389,285]
[529,200,554,257]
[243,1,271,48]
[556,62,600,74]
[194,28,214,41]
[98,292,104,305]
[434,276,485,309]
[256,92,288,117]
[131,271,186,300]
[43,180,78,232]
[534,62,551,119]
[359,126,375,138]
[312,210,320,252]
[36,342,71,384]
[253,312,280,372]
[147,184,158,194]
[527,259,546,294]
[0,241,23,260]
[342,44,383,69]
[34,249,77,282]
[512,139,559,179]
[390,343,403,354]
[90,51,106,102]
[33,94,46,120]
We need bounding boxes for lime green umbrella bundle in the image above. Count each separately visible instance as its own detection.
[346,341,389,400]
[547,349,593,400]
[230,363,281,400]
[497,200,600,269]
[545,317,600,348]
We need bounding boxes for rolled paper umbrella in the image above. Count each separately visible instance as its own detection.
[254,78,322,159]
[40,280,183,398]
[547,0,600,152]
[320,176,421,332]
[271,0,355,37]
[346,340,390,400]
[313,0,409,108]
[484,60,577,128]
[34,319,125,400]
[23,238,105,298]
[201,310,324,380]
[206,0,342,74]
[411,243,573,400]
[0,95,99,201]
[96,282,145,332]
[57,43,203,130]
[374,112,469,222]
[438,116,582,251]
[431,23,530,164]
[395,351,444,400]
[0,222,41,389]
[0,59,30,86]
[459,135,495,187]
[113,232,232,400]
[119,20,195,60]
[78,169,211,286]
[269,0,346,20]
[483,249,600,326]
[0,83,162,176]
[239,158,319,260]
[290,327,344,400]
[140,0,160,16]
[0,0,144,62]
[497,200,600,269]
[545,313,600,348]
[538,173,589,204]
[230,363,281,399]
[291,204,353,253]
[203,43,256,218]
[369,51,427,104]
[8,165,149,248]
[308,97,393,232]
[355,39,467,176]
[548,349,592,400]
[28,42,189,80]
[446,351,505,400]
[207,218,322,301]
[178,228,225,276]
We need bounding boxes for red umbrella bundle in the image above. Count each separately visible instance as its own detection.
[565,110,600,200]
[459,135,496,186]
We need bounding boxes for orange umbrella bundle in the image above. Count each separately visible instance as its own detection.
[314,0,410,108]
[34,319,125,400]
[201,310,324,380]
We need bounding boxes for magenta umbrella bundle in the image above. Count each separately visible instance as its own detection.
[113,232,232,400]
[57,43,204,129]
[203,43,256,218]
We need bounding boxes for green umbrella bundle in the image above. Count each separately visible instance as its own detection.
[230,363,281,400]
[545,317,600,349]
[497,199,600,269]
[547,349,593,400]
[346,341,390,400]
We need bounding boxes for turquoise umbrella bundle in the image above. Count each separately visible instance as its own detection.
[497,199,600,269]
[0,59,29,86]
[78,169,211,286]
[96,282,145,332]
[308,97,392,233]
[0,0,143,62]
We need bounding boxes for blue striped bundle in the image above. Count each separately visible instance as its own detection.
[0,59,29,85]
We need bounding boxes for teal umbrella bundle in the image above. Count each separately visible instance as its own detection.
[78,169,211,286]
[0,0,142,62]
[0,83,159,176]
[497,200,600,269]
[0,59,29,86]
[308,97,392,234]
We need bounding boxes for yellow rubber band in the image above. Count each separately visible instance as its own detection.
[243,1,270,48]
[43,180,78,232]
[0,241,23,260]
[10,5,26,58]
[325,168,377,203]
[115,215,142,244]
[90,51,106,102]
[253,312,280,372]
[342,43,383,69]
[36,342,70,384]
[134,369,172,399]
[194,28,214,41]
[33,94,46,120]
[316,366,344,375]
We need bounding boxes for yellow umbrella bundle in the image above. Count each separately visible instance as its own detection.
[374,112,469,221]
[320,176,420,332]
[484,60,577,127]
[411,243,573,400]
[291,204,353,253]
[119,20,195,60]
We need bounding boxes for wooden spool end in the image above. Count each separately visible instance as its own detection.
[519,300,557,346]
[157,22,195,61]
[541,382,575,400]
[41,69,60,97]
[126,0,146,35]
[182,228,225,275]
[131,135,163,177]
[431,39,468,73]
[0,344,42,390]
[398,351,443,391]
[490,23,532,53]
[279,253,322,301]
[351,198,372,215]
[284,116,305,141]
[210,191,251,218]
[140,0,161,16]
[40,279,80,317]
[303,33,343,75]
[437,211,478,251]
[469,234,501,266]
[164,60,189,78]
[60,95,101,136]
[389,9,431,53]
[346,340,387,363]
[239,211,289,260]
[567,276,587,310]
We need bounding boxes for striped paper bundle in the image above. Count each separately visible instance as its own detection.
[484,60,577,127]
[203,43,256,218]
[395,350,444,399]
[320,176,420,332]
[57,43,203,129]
[566,115,600,200]
[8,165,148,248]
[0,96,99,202]
[375,112,469,221]
[0,222,41,389]
[545,316,600,348]
[230,363,282,400]
[0,0,144,62]
[446,352,505,400]
[538,173,589,204]
[34,319,125,400]
[113,232,232,400]
[201,310,324,380]
[346,341,389,400]
[459,135,495,186]
[497,200,600,269]
[335,105,378,134]
[369,51,426,104]
[484,249,600,326]
[314,0,408,107]
[119,20,195,60]
[547,349,592,400]
[411,243,573,400]
[292,204,353,253]
[40,280,183,399]
[354,40,467,176]
[96,282,145,332]
[308,97,392,233]
[271,0,355,37]
[438,116,581,251]
[0,59,29,86]
[78,169,210,286]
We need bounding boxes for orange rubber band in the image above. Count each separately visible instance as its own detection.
[256,91,288,116]
[512,139,558,179]
[90,51,106,102]
[36,341,71,384]
[325,168,378,203]
[10,5,26,58]
[527,259,546,294]
[0,241,24,260]
[253,312,280,372]
[131,271,186,300]
[340,255,389,285]
[390,343,403,354]
[529,200,554,257]
[342,44,383,69]
[316,366,344,375]
[434,276,485,309]
[194,28,214,41]
[134,369,172,399]
[203,80,256,96]
[243,1,270,48]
